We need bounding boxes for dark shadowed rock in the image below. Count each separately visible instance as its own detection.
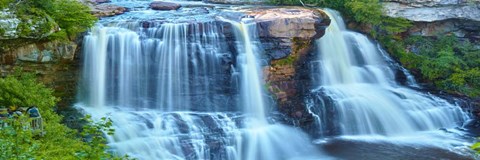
[150,1,181,10]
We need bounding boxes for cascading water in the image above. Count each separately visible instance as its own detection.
[78,4,324,159]
[81,21,233,111]
[80,21,240,159]
[229,18,325,160]
[77,1,474,158]
[308,9,469,136]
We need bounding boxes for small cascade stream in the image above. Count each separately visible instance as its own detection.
[306,9,472,158]
[308,9,468,136]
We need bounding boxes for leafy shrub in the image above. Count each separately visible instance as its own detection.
[0,70,128,159]
[0,0,13,9]
[4,0,96,40]
[397,35,480,97]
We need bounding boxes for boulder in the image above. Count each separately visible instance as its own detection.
[150,1,181,10]
[246,7,330,60]
[249,8,329,39]
[91,3,126,17]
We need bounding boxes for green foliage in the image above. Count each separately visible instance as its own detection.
[386,35,480,97]
[345,0,382,25]
[78,115,117,159]
[0,71,130,159]
[0,116,39,160]
[0,0,13,9]
[274,54,297,66]
[3,0,96,41]
[379,17,413,35]
[0,70,58,114]
[472,141,480,155]
[38,0,97,39]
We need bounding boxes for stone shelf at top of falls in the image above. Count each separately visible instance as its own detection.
[92,1,331,60]
[95,3,330,31]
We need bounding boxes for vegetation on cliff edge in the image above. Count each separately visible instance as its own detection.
[0,70,129,159]
[0,0,96,51]
[268,0,480,98]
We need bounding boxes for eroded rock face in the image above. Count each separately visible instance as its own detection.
[150,1,181,10]
[1,41,77,64]
[234,8,330,123]
[263,38,316,123]
[383,1,480,22]
[383,0,474,7]
[246,7,330,60]
[382,0,480,42]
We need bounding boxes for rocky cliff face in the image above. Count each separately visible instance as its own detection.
[384,0,480,22]
[246,7,329,123]
[383,0,480,40]
[382,0,480,121]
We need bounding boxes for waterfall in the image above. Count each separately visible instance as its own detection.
[80,22,240,159]
[80,22,231,111]
[228,18,325,160]
[308,9,469,136]
[79,9,325,158]
[232,19,267,124]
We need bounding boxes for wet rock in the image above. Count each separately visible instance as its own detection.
[91,3,126,17]
[1,41,77,64]
[150,1,181,10]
